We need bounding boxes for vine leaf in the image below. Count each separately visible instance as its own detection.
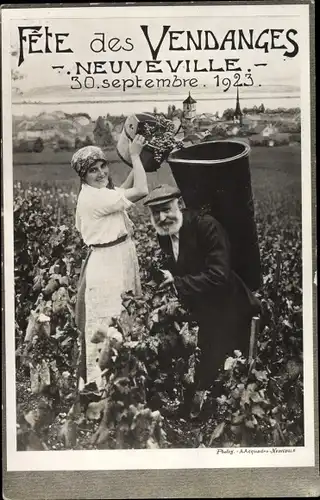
[86,400,106,421]
[209,422,225,445]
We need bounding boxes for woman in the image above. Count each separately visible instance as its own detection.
[72,135,148,391]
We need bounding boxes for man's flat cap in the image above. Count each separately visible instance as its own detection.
[143,184,181,206]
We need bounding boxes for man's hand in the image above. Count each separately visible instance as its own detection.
[159,270,175,290]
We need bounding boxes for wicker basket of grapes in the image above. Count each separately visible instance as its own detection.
[117,113,183,172]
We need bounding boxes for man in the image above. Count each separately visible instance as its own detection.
[144,184,261,418]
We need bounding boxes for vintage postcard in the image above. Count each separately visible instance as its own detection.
[1,1,318,498]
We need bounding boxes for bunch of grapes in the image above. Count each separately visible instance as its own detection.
[142,116,184,164]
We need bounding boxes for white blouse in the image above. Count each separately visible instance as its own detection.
[75,184,133,246]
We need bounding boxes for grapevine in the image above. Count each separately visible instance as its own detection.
[13,182,304,450]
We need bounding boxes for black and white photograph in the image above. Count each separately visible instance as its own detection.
[1,1,317,481]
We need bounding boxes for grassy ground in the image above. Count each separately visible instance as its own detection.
[13,144,301,204]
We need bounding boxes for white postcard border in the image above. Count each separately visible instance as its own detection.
[2,3,315,472]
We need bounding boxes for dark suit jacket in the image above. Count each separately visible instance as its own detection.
[158,209,261,385]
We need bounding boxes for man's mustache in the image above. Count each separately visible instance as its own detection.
[159,220,173,226]
[157,218,175,225]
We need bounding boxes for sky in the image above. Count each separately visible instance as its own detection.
[9,6,304,106]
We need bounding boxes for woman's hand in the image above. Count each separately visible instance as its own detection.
[129,134,146,159]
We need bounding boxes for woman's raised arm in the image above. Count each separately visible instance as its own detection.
[120,170,134,190]
[122,135,149,202]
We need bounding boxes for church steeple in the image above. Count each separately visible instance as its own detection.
[234,87,243,125]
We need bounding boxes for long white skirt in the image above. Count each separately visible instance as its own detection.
[84,237,141,386]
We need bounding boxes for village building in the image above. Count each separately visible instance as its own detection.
[183,91,197,120]
[17,128,57,141]
[182,92,197,134]
[16,121,57,141]
[193,116,216,133]
[241,116,257,128]
[15,111,94,149]
[181,88,247,138]
[251,123,279,137]
[182,132,204,146]
[244,113,265,123]
[228,124,241,136]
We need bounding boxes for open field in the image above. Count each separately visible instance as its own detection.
[13,145,301,208]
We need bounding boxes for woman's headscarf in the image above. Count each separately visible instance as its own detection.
[71,145,108,179]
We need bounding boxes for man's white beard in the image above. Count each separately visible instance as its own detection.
[151,210,183,236]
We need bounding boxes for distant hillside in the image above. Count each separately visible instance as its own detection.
[13,111,95,148]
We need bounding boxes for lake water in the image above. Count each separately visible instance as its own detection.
[12,94,300,119]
